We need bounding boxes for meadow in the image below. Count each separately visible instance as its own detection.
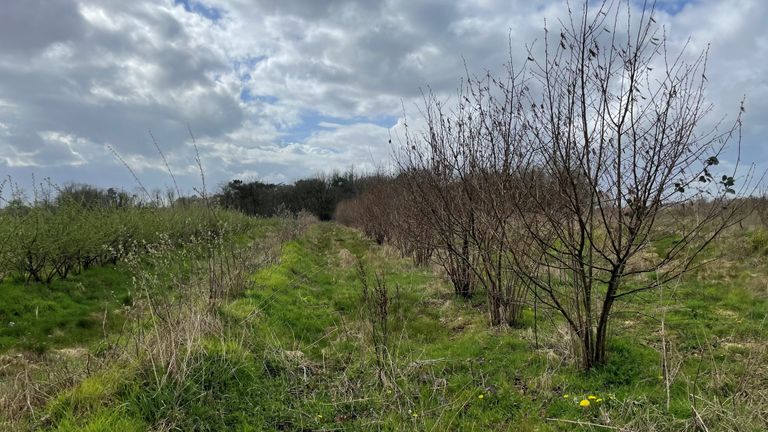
[1,201,766,430]
[2,3,766,430]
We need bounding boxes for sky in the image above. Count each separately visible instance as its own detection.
[0,0,765,196]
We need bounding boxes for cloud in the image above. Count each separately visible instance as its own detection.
[0,0,765,193]
[0,0,86,55]
[665,0,768,166]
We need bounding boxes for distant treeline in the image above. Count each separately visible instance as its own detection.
[1,172,373,220]
[217,171,379,220]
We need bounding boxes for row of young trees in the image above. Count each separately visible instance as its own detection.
[336,0,751,369]
[0,182,250,284]
[0,168,379,285]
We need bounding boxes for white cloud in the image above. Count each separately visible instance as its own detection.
[0,0,765,192]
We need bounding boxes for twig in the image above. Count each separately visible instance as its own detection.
[107,144,152,202]
[545,417,619,430]
[148,129,181,202]
[691,405,710,432]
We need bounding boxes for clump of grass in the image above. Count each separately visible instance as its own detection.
[749,229,768,255]
[356,257,402,387]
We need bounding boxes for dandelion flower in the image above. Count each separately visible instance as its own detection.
[579,399,591,407]
[478,394,484,399]
[596,398,603,403]
[563,394,570,399]
[588,395,597,400]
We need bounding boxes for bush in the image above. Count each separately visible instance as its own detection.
[0,193,253,284]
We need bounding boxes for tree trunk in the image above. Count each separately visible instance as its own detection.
[580,327,595,370]
[487,280,502,326]
[593,295,615,366]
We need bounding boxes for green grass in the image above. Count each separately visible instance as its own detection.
[12,222,768,431]
[0,216,282,355]
[0,265,132,353]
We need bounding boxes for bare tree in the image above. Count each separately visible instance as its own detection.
[334,174,435,266]
[507,0,750,369]
[396,0,750,365]
[398,76,530,325]
[397,160,478,300]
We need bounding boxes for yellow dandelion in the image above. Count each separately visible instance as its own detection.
[563,394,570,399]
[588,395,597,400]
[596,398,603,403]
[478,394,485,399]
[579,399,591,408]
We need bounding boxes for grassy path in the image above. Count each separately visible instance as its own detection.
[17,222,768,431]
[210,223,668,430]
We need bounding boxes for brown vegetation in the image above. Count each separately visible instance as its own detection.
[335,0,753,369]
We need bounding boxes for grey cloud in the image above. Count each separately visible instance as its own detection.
[222,0,385,22]
[0,0,765,193]
[0,0,85,54]
[0,0,245,179]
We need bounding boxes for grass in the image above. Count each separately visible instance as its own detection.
[0,214,284,356]
[5,222,768,430]
[0,265,132,353]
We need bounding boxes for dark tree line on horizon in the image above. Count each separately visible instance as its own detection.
[1,171,369,221]
[218,171,364,220]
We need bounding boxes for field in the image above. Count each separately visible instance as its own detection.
[2,0,766,430]
[2,215,766,431]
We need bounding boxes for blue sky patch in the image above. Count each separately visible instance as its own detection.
[635,0,696,15]
[234,56,268,82]
[234,56,268,71]
[174,0,222,21]
[240,88,278,104]
[279,111,398,144]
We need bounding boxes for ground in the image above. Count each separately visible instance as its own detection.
[2,222,767,430]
